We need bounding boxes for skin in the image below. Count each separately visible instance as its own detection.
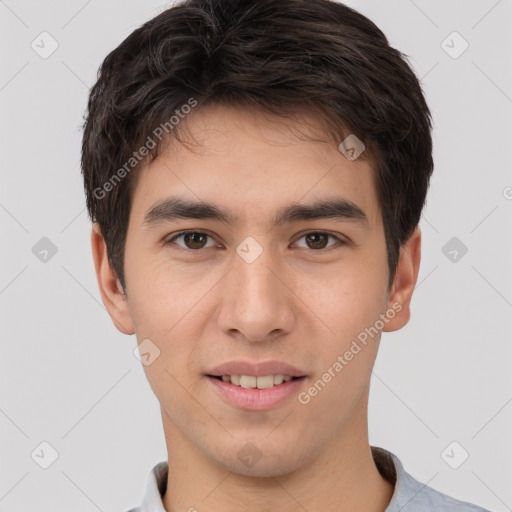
[91,104,421,512]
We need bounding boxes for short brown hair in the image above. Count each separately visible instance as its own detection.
[81,0,434,292]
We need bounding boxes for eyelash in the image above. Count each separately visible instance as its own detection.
[164,230,347,252]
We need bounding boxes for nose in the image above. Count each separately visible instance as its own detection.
[216,243,296,343]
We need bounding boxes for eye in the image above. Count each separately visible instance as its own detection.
[164,230,346,252]
[165,230,217,250]
[293,232,344,250]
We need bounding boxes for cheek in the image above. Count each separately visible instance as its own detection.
[314,267,387,343]
[305,255,388,393]
[125,254,213,378]
[302,279,384,411]
[124,247,189,333]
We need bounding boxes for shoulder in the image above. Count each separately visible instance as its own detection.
[400,481,493,511]
[124,461,169,512]
[371,447,493,512]
[394,457,492,511]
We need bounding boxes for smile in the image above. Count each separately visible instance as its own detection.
[207,374,307,411]
[211,374,297,389]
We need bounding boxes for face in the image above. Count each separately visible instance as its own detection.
[92,104,420,477]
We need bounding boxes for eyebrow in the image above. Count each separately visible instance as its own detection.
[142,196,369,229]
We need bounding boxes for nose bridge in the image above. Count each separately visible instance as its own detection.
[218,237,295,340]
[233,239,281,308]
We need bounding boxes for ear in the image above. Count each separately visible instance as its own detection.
[383,226,422,332]
[90,223,135,335]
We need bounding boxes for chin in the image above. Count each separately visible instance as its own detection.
[212,443,307,478]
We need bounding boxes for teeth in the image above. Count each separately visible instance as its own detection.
[219,374,296,388]
[240,375,257,389]
[273,375,285,385]
[256,375,274,389]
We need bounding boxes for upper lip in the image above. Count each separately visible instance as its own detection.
[206,360,306,378]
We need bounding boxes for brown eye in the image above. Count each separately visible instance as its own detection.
[305,233,329,249]
[294,232,341,250]
[167,231,216,250]
[183,232,208,249]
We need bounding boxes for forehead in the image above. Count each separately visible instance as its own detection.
[130,104,381,230]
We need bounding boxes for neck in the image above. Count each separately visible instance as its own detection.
[161,407,394,512]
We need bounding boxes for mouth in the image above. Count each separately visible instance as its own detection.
[205,360,308,410]
[205,364,307,410]
[207,374,305,389]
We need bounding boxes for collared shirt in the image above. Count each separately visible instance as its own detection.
[126,446,491,511]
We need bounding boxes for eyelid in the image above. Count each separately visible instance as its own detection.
[164,229,348,251]
[292,231,347,250]
[165,229,219,249]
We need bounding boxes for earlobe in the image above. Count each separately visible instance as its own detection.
[90,223,135,335]
[383,226,422,333]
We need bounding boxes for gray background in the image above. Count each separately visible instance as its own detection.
[1,0,511,511]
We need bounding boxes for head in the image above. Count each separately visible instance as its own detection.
[83,0,432,476]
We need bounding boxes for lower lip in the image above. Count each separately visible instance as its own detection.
[206,376,306,411]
